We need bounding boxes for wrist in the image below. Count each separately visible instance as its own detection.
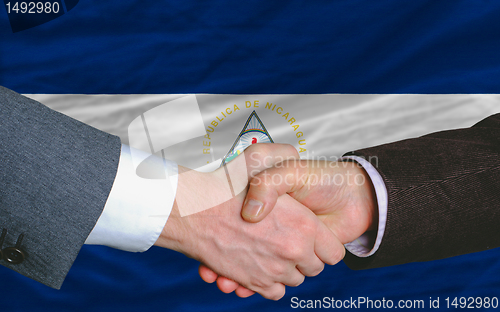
[354,164,378,232]
[154,166,202,258]
[155,202,189,253]
[340,160,378,233]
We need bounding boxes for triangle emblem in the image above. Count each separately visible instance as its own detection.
[221,110,274,166]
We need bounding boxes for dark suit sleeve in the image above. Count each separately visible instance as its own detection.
[0,86,121,289]
[343,113,500,269]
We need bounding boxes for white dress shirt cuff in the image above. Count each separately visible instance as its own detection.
[85,144,178,252]
[342,155,388,258]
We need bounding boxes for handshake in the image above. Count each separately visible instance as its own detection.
[155,143,378,300]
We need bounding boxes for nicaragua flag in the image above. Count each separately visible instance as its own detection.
[8,93,498,312]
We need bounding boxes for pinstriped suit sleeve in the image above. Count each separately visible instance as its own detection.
[343,113,500,269]
[0,86,121,289]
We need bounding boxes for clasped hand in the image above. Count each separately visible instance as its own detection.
[155,144,377,300]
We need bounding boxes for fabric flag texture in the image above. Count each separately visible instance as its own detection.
[3,93,499,312]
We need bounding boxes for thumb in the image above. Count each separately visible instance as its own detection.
[242,160,309,222]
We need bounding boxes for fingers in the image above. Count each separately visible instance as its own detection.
[235,286,255,298]
[203,264,303,298]
[198,264,217,283]
[242,160,308,222]
[216,276,240,293]
[198,264,266,299]
[217,277,286,300]
[314,220,346,266]
[199,264,256,298]
[217,279,256,298]
[260,283,286,301]
[200,264,256,297]
[296,256,325,277]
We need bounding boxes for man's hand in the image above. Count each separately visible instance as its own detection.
[243,159,378,243]
[199,158,378,297]
[154,145,345,300]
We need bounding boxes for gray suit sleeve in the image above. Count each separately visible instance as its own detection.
[0,86,121,289]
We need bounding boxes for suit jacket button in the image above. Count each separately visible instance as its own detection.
[3,247,25,264]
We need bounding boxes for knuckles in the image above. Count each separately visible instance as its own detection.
[307,263,325,277]
[289,274,305,287]
[325,246,346,266]
[278,220,317,261]
[280,242,306,261]
[262,287,286,301]
[248,276,274,290]
[333,246,347,264]
[266,262,289,278]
